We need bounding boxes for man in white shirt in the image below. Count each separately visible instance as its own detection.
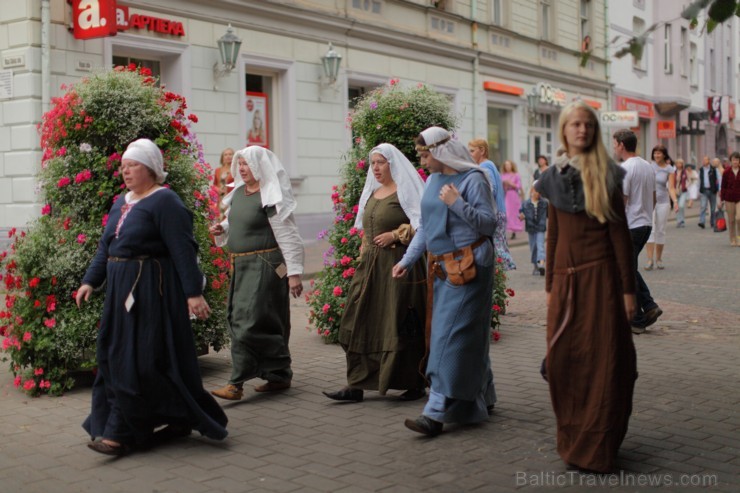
[613,129,662,334]
[698,156,721,228]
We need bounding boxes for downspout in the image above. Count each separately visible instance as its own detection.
[41,0,51,113]
[471,0,479,137]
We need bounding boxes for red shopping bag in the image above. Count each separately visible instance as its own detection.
[714,208,727,233]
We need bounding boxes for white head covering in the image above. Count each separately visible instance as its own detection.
[121,138,167,184]
[355,143,425,230]
[419,127,481,174]
[222,146,297,222]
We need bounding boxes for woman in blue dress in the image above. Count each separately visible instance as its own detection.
[76,139,228,455]
[392,127,497,436]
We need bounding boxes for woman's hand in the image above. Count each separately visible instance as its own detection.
[392,263,407,279]
[209,224,224,236]
[623,294,636,323]
[372,232,396,248]
[439,184,460,206]
[75,284,94,308]
[188,296,211,320]
[288,275,303,298]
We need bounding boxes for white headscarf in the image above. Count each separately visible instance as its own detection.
[121,138,167,184]
[355,143,425,230]
[222,146,297,222]
[419,127,481,174]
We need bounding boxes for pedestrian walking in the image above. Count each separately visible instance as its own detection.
[392,127,497,437]
[323,144,427,403]
[612,129,663,334]
[501,160,524,239]
[698,156,721,229]
[674,158,690,227]
[718,151,740,246]
[518,187,547,276]
[468,138,516,270]
[644,145,678,270]
[210,146,305,401]
[535,102,636,473]
[76,138,228,456]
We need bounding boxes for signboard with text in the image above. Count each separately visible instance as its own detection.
[657,120,676,139]
[615,95,654,119]
[600,111,639,127]
[70,0,185,40]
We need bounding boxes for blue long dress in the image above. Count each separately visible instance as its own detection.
[81,189,228,447]
[399,169,497,424]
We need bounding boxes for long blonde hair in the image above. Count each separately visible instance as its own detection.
[558,101,616,223]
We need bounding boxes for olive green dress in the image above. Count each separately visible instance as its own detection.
[338,193,427,394]
[226,191,292,385]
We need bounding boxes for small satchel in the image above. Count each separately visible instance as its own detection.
[442,245,476,286]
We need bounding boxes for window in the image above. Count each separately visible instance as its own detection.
[431,17,455,34]
[663,25,672,74]
[487,107,512,166]
[727,56,732,94]
[632,17,646,71]
[680,27,688,76]
[540,0,552,41]
[112,56,161,84]
[580,0,591,43]
[491,0,504,27]
[352,0,381,14]
[710,48,716,90]
[689,42,698,86]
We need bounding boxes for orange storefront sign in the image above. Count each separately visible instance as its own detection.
[616,96,654,119]
[657,120,676,139]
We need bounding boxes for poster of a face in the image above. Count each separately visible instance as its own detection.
[246,92,268,148]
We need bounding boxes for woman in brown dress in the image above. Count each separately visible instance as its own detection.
[535,101,637,473]
[323,143,427,402]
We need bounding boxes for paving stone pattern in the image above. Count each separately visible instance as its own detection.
[1,213,738,492]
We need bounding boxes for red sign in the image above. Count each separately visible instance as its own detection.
[71,1,185,39]
[657,120,676,139]
[71,0,117,40]
[616,96,654,119]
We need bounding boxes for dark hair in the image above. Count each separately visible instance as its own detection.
[536,155,549,165]
[730,151,740,161]
[651,145,671,163]
[613,129,637,152]
[415,134,427,147]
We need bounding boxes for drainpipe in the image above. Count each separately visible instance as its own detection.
[471,0,479,137]
[604,0,612,111]
[41,0,51,113]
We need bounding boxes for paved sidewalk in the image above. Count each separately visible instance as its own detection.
[1,212,738,492]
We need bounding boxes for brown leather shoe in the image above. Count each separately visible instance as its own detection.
[211,384,244,400]
[254,380,291,392]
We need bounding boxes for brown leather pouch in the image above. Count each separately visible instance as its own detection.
[442,245,476,285]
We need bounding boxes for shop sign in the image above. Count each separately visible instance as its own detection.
[537,82,567,107]
[70,0,186,40]
[707,96,729,124]
[615,96,654,119]
[657,120,676,139]
[600,111,639,127]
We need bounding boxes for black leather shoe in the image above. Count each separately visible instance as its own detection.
[399,388,426,401]
[322,388,363,402]
[643,306,663,327]
[404,415,443,436]
[487,404,495,415]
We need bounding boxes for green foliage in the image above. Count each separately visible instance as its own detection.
[306,80,509,343]
[1,66,229,396]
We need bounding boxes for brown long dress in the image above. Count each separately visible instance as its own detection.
[544,189,637,473]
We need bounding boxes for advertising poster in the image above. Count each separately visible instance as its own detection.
[246,91,269,148]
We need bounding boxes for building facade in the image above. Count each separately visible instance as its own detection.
[607,0,738,165]
[0,0,611,236]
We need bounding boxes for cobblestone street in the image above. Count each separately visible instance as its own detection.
[1,218,738,492]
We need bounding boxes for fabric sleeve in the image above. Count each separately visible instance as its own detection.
[81,202,121,288]
[720,169,729,200]
[399,221,426,269]
[545,203,557,293]
[155,191,204,298]
[268,212,305,276]
[447,172,497,237]
[607,190,636,295]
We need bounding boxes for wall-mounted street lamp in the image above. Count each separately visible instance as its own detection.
[213,24,242,86]
[320,42,342,86]
[526,86,539,124]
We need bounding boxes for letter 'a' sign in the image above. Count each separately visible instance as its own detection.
[71,0,186,40]
[72,0,117,40]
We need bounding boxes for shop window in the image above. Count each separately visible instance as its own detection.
[245,74,273,148]
[487,107,512,166]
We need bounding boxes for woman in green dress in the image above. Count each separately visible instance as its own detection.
[323,143,427,402]
[210,146,304,401]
